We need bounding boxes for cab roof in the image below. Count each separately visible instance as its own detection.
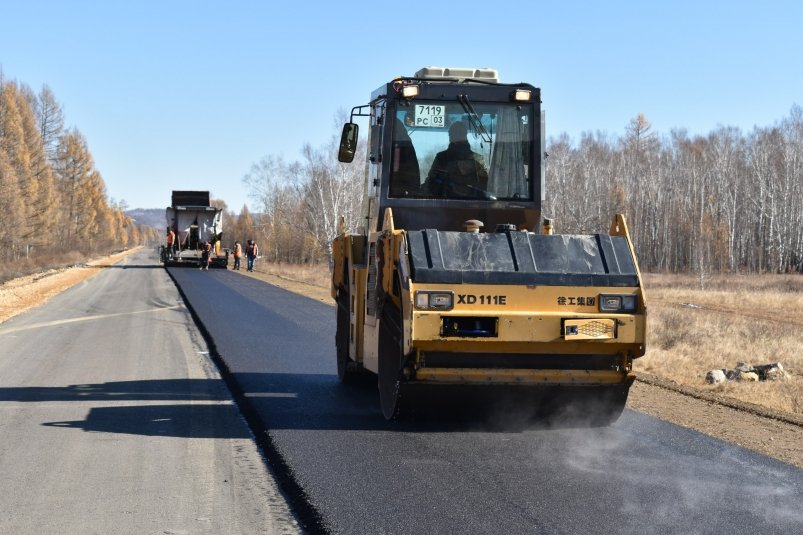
[413,66,499,84]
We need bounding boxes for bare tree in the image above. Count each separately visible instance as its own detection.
[24,84,64,165]
[243,117,366,264]
[53,129,96,247]
[0,149,25,260]
[298,137,364,261]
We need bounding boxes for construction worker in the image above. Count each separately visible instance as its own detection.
[200,240,212,270]
[166,227,176,260]
[232,241,242,270]
[246,239,258,272]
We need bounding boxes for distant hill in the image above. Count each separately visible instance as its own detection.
[126,208,165,230]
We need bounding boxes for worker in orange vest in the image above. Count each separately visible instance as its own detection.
[232,241,242,270]
[166,227,176,260]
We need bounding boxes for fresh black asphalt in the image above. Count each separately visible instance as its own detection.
[169,267,803,535]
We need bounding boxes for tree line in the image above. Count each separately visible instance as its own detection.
[0,74,157,277]
[237,108,802,275]
[230,113,363,265]
[5,68,797,276]
[546,110,803,274]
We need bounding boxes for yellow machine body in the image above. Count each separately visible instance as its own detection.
[332,214,645,389]
[331,68,646,421]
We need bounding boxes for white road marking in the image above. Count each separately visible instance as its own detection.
[0,305,184,335]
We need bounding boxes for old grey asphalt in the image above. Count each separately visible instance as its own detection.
[0,249,299,535]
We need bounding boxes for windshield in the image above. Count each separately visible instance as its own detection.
[388,100,533,200]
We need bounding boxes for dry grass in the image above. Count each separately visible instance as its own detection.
[254,261,331,289]
[639,273,803,414]
[0,249,127,285]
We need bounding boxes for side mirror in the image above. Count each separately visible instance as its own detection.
[338,123,359,163]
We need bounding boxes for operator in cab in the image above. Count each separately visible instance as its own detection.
[425,121,488,198]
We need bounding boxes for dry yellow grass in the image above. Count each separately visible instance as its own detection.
[255,261,331,289]
[638,273,803,414]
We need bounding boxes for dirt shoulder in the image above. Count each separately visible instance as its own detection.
[627,379,801,468]
[2,256,800,469]
[0,248,142,324]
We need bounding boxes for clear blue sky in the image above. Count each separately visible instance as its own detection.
[1,1,801,211]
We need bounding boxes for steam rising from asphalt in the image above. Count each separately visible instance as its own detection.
[417,391,803,534]
[544,410,802,533]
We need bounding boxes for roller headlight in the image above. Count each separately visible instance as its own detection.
[599,294,638,313]
[415,291,454,310]
[401,84,420,98]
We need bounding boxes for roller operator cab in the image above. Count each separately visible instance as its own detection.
[331,67,646,422]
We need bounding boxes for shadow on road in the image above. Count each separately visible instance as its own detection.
[3,374,622,440]
[43,403,250,439]
[0,379,231,402]
[0,379,249,439]
[229,372,623,434]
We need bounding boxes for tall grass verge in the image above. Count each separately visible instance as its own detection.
[640,273,803,414]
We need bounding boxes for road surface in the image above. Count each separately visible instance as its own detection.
[170,265,803,535]
[0,249,298,534]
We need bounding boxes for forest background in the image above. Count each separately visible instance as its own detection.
[0,76,158,282]
[237,109,803,277]
[2,73,802,280]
